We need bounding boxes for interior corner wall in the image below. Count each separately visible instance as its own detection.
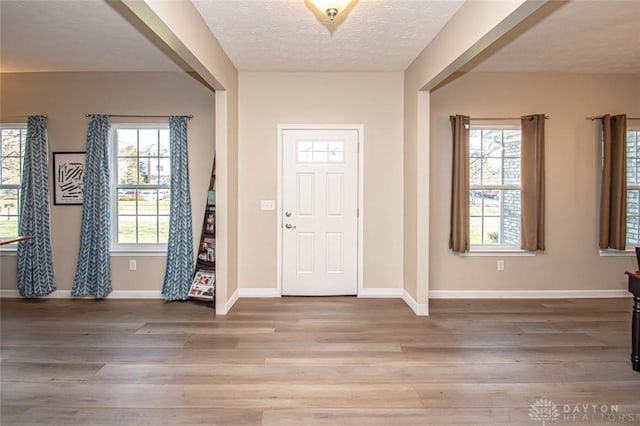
[0,72,215,293]
[237,72,404,292]
[402,86,419,301]
[226,86,239,299]
[430,72,640,292]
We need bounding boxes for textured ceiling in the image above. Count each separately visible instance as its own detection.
[1,0,638,75]
[0,0,183,72]
[192,0,464,71]
[472,0,640,73]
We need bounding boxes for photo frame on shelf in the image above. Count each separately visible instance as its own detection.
[205,211,215,234]
[53,152,86,205]
[197,238,215,264]
[189,270,215,300]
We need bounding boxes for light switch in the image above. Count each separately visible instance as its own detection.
[260,200,275,211]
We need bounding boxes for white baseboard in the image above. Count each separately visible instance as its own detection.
[5,288,624,312]
[402,289,429,316]
[237,287,282,298]
[429,289,630,299]
[358,287,403,298]
[0,290,23,298]
[237,287,406,298]
[104,290,164,298]
[216,288,239,315]
[0,289,164,299]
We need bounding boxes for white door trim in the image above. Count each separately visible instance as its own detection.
[277,124,364,296]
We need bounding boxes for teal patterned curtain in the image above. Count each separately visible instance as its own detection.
[71,115,111,298]
[17,115,56,297]
[162,116,194,301]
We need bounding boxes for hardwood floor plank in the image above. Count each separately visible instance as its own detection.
[1,321,145,334]
[10,407,263,426]
[0,333,190,348]
[2,383,424,409]
[413,382,640,407]
[517,320,630,334]
[0,361,104,382]
[266,346,632,365]
[0,405,28,426]
[136,323,276,335]
[262,408,540,426]
[400,332,607,349]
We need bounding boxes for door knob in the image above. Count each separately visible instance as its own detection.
[285,223,297,229]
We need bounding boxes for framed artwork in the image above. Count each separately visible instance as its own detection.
[53,152,86,205]
[205,210,215,234]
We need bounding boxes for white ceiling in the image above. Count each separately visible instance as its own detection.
[0,0,638,75]
[0,0,183,72]
[191,0,464,71]
[471,0,640,74]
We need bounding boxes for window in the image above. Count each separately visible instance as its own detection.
[111,124,170,250]
[626,128,640,246]
[0,125,27,241]
[469,125,522,248]
[298,140,344,162]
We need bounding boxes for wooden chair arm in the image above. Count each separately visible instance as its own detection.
[625,271,640,280]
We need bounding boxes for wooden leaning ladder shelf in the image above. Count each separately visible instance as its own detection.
[189,158,216,304]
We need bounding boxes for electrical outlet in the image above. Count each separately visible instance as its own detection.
[129,260,137,271]
[496,260,504,271]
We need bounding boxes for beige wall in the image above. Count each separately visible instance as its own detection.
[0,72,215,292]
[402,86,419,301]
[238,72,404,291]
[225,89,240,301]
[430,72,640,291]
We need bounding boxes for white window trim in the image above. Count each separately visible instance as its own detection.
[110,249,168,256]
[599,248,635,257]
[626,126,640,249]
[0,123,27,252]
[109,123,170,253]
[468,122,522,253]
[463,247,536,257]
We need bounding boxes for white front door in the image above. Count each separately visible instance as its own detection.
[281,128,359,296]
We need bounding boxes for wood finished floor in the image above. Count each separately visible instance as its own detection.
[1,297,639,425]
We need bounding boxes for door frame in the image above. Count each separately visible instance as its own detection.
[276,124,364,296]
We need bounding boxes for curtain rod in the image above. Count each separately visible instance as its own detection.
[470,115,550,120]
[587,115,640,121]
[85,113,193,119]
[7,114,47,119]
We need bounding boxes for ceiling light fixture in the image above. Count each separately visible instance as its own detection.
[308,0,352,20]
